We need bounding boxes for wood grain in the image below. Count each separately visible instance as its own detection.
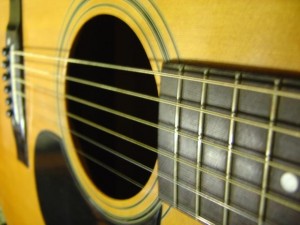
[0,0,299,224]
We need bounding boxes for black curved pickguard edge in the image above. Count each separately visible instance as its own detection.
[34,131,161,225]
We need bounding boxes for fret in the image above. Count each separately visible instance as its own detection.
[173,65,184,207]
[258,79,281,225]
[223,73,241,225]
[195,70,208,217]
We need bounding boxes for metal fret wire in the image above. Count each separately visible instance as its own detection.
[223,73,240,225]
[13,63,300,140]
[195,70,208,217]
[258,79,281,225]
[172,65,184,207]
[15,88,300,223]
[16,85,300,215]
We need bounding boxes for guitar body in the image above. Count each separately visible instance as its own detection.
[0,1,300,225]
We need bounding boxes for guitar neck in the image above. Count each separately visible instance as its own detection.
[158,62,300,225]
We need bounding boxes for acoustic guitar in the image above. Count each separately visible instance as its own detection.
[0,0,300,224]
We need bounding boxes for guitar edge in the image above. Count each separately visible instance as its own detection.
[1,0,300,225]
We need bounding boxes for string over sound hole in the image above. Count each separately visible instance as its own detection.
[66,15,158,199]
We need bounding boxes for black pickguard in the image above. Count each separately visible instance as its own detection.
[34,131,161,225]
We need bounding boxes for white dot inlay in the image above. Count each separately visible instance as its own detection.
[280,172,299,193]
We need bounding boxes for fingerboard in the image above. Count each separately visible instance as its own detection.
[158,62,300,225]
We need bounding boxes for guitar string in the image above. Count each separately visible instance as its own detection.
[74,129,258,224]
[13,93,297,225]
[13,92,257,224]
[12,62,300,183]
[12,63,300,140]
[14,86,300,214]
[6,52,300,214]
[31,106,281,225]
[15,85,261,195]
[11,74,299,193]
[13,50,300,101]
[13,77,300,177]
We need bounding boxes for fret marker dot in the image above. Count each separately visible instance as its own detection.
[280,172,298,193]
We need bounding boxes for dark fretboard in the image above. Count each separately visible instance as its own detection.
[158,62,300,225]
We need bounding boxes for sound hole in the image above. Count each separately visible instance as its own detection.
[66,15,158,199]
